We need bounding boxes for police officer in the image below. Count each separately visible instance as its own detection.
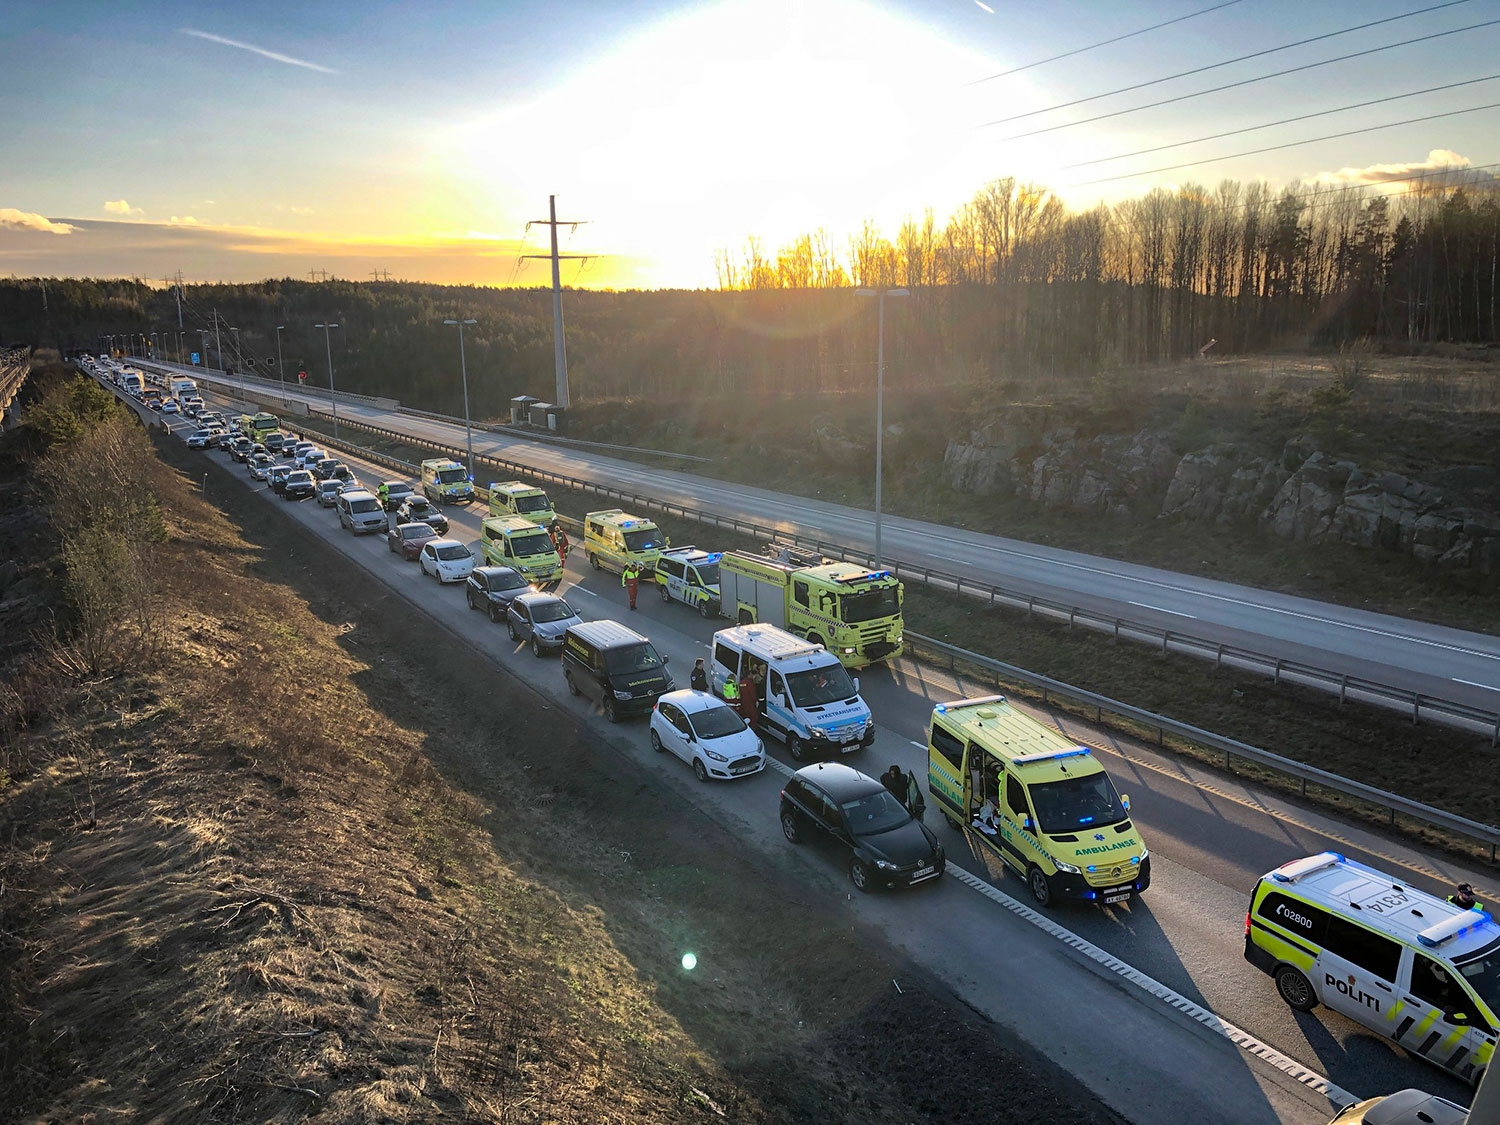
[690,658,709,692]
[1450,883,1481,911]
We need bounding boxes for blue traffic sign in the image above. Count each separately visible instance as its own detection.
[191,353,200,365]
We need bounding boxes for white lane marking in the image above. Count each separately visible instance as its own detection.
[909,740,927,750]
[1129,601,1197,620]
[929,552,964,562]
[944,865,1357,1110]
[1453,677,1499,692]
[574,587,597,597]
[762,754,1352,1107]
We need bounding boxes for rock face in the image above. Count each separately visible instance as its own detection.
[945,418,1500,573]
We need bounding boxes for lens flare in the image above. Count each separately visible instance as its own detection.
[681,952,698,971]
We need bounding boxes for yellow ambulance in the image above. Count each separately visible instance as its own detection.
[925,695,1148,907]
[488,480,556,527]
[583,509,668,575]
[480,516,562,585]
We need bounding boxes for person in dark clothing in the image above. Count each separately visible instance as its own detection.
[690,658,709,692]
[1450,883,1480,911]
[881,765,906,801]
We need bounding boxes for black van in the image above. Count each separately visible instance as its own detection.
[561,621,673,722]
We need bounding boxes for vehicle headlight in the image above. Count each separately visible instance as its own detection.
[613,690,632,700]
[1134,850,1148,863]
[809,728,829,739]
[841,647,856,655]
[874,859,898,871]
[704,749,728,762]
[1053,861,1082,874]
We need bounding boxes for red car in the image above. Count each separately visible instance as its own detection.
[387,521,439,560]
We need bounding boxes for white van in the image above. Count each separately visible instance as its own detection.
[708,624,874,762]
[336,489,388,535]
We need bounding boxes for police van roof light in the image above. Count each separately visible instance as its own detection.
[1271,852,1345,884]
[1012,747,1092,766]
[1418,910,1493,949]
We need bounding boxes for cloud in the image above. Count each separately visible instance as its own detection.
[0,207,75,234]
[168,216,202,226]
[179,28,337,74]
[1313,148,1477,187]
[104,199,143,217]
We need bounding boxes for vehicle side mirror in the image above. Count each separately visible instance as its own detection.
[852,677,860,694]
[1121,794,1131,811]
[661,654,669,665]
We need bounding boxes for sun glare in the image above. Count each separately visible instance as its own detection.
[446,0,1000,287]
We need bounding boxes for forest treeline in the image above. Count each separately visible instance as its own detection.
[2,172,1495,413]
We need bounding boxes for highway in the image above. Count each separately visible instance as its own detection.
[104,369,1497,1124]
[145,360,1500,724]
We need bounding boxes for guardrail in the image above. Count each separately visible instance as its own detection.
[299,409,1500,745]
[908,631,1500,864]
[156,401,1500,865]
[0,347,33,415]
[396,403,714,464]
[132,359,398,411]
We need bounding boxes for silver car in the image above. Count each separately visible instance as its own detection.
[507,592,582,657]
[316,479,344,507]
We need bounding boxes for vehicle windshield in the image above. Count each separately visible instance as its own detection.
[489,571,527,591]
[841,584,901,624]
[623,528,664,552]
[435,544,470,561]
[402,525,434,540]
[1455,942,1500,1015]
[388,485,412,498]
[786,664,858,707]
[603,643,664,675]
[516,494,550,513]
[690,705,745,740]
[530,599,576,623]
[350,499,380,513]
[1027,772,1128,834]
[511,533,554,557]
[437,468,467,484]
[287,472,312,483]
[840,788,910,835]
[693,562,720,586]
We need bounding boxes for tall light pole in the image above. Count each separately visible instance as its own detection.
[315,321,340,439]
[443,318,477,481]
[854,287,908,568]
[275,325,287,406]
[230,327,243,401]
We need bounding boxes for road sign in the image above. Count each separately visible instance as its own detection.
[297,370,307,383]
[191,352,200,365]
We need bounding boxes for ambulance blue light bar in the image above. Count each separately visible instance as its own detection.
[934,694,1007,714]
[1011,747,1092,766]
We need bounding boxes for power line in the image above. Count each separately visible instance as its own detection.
[1067,100,1500,187]
[981,0,1476,129]
[968,0,1243,85]
[997,17,1500,141]
[1064,73,1500,170]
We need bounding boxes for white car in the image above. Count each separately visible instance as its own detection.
[297,447,327,468]
[160,399,180,414]
[186,429,212,449]
[419,539,476,583]
[650,690,765,782]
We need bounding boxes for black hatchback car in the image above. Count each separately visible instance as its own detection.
[465,565,530,621]
[281,469,317,501]
[780,762,944,893]
[396,495,448,535]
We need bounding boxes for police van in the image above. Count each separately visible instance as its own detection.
[489,480,556,527]
[925,695,1149,908]
[583,509,668,575]
[1245,852,1496,1086]
[709,624,873,761]
[480,516,562,585]
[654,546,721,617]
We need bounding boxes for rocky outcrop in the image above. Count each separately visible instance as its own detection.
[946,416,1500,573]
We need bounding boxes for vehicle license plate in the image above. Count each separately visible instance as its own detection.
[913,866,933,877]
[1104,893,1130,904]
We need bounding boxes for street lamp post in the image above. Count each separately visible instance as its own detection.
[854,287,908,569]
[275,325,287,407]
[315,322,340,439]
[230,327,243,401]
[443,318,478,483]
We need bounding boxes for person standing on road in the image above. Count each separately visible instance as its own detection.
[737,669,757,728]
[880,765,905,800]
[690,658,709,692]
[721,674,739,706]
[1450,883,1481,911]
[553,524,570,566]
[622,562,641,610]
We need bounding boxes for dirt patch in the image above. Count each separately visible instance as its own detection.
[0,386,1121,1122]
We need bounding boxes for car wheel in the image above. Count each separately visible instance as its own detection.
[780,809,802,843]
[807,633,826,649]
[489,602,503,623]
[602,696,619,724]
[737,609,753,625]
[508,620,520,642]
[531,634,544,658]
[693,758,709,783]
[565,671,580,696]
[850,858,873,893]
[588,552,601,570]
[1274,966,1318,1012]
[466,589,476,611]
[699,599,713,619]
[659,583,671,602]
[786,734,808,763]
[944,811,963,830]
[1027,865,1053,907]
[650,730,666,754]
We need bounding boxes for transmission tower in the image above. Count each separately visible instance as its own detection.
[521,195,590,409]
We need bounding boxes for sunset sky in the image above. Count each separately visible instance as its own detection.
[2,0,1497,289]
